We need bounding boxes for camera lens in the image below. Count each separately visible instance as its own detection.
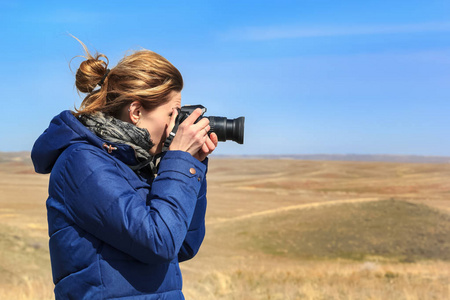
[207,116,245,144]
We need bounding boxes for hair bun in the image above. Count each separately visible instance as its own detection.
[76,57,109,93]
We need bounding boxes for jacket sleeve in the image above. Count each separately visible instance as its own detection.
[62,147,206,264]
[178,159,208,262]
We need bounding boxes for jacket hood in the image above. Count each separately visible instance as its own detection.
[31,110,137,174]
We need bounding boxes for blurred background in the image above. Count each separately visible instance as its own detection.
[1,0,449,156]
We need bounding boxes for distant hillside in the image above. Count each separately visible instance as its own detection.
[214,154,450,164]
[1,151,450,164]
[0,151,32,164]
[215,199,450,262]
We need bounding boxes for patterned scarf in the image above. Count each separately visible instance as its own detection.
[78,112,156,173]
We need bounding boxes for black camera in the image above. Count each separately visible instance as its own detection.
[175,105,245,144]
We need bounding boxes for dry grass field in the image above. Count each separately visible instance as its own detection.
[0,153,449,299]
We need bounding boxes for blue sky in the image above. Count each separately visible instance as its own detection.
[1,0,449,156]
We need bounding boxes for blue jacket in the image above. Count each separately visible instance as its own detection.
[31,110,208,299]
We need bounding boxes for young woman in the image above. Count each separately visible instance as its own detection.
[31,39,218,299]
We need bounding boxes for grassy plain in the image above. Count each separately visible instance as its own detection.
[0,154,449,299]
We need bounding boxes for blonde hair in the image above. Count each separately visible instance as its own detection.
[72,37,183,117]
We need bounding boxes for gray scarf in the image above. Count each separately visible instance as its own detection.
[78,112,156,173]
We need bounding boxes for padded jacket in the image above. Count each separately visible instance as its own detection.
[31,110,208,299]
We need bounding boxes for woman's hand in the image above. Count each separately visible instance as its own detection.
[167,108,218,161]
[194,132,218,162]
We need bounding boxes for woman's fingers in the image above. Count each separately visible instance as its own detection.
[193,132,219,161]
[203,125,211,135]
[201,142,209,154]
[183,109,211,135]
[210,132,218,147]
[204,133,216,151]
[182,108,204,126]
[191,117,209,132]
[202,133,217,155]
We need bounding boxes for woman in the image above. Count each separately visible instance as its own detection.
[31,39,218,299]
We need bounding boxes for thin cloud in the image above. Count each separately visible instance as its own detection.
[222,22,450,41]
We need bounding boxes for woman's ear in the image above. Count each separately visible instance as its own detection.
[128,101,142,125]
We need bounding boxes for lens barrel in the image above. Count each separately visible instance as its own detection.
[207,116,245,144]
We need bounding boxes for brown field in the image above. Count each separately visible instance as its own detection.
[0,154,449,299]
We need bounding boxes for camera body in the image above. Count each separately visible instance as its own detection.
[176,105,245,144]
